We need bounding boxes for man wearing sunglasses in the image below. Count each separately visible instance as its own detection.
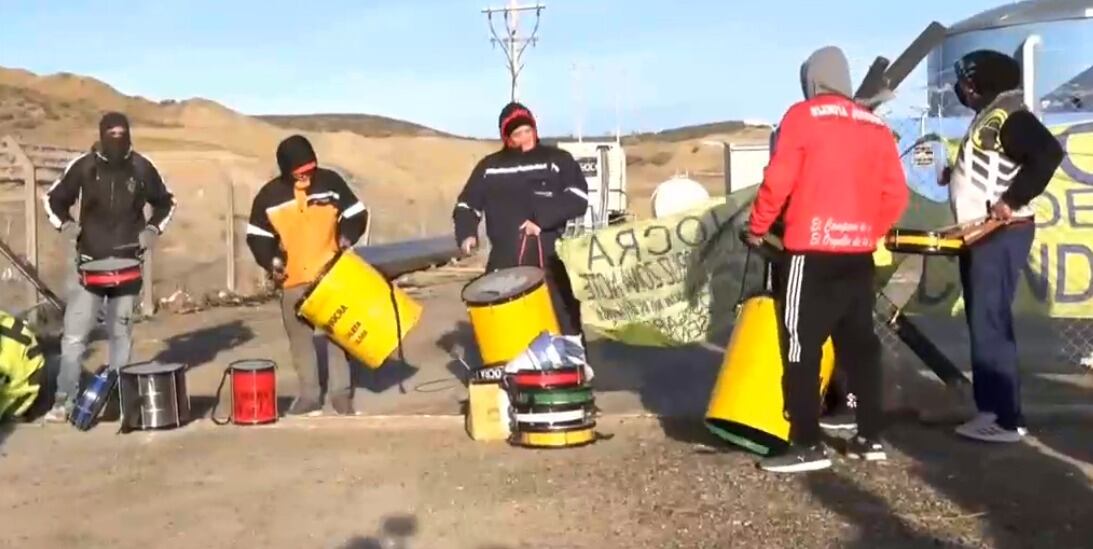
[42,111,176,423]
[246,135,368,417]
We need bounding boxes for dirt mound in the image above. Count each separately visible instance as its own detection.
[0,64,764,308]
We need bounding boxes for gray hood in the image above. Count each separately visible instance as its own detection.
[800,46,853,99]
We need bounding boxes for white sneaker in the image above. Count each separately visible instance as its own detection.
[955,417,1023,443]
[956,412,1028,436]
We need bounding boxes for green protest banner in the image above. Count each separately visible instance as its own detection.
[556,189,762,346]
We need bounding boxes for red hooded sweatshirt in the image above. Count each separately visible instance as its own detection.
[749,94,909,254]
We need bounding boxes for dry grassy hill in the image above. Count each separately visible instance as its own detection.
[0,65,766,305]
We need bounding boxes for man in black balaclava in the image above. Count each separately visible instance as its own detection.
[42,112,177,422]
[453,102,591,364]
[941,50,1063,443]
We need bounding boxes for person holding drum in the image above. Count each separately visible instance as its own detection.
[245,135,369,417]
[941,50,1063,443]
[41,112,177,422]
[453,102,590,353]
[744,46,909,473]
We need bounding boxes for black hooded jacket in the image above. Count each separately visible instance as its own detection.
[453,103,589,270]
[954,50,1063,208]
[44,112,176,262]
[246,135,368,288]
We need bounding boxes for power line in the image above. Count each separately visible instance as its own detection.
[482,0,546,102]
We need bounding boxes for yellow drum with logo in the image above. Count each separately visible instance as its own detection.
[462,266,562,367]
[295,250,423,369]
[705,295,836,456]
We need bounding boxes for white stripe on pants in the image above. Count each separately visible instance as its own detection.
[784,255,805,363]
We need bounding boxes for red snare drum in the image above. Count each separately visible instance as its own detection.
[509,367,585,390]
[78,257,143,288]
[213,359,278,425]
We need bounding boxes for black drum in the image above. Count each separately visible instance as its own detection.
[118,362,190,431]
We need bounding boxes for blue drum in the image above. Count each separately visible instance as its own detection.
[69,365,118,431]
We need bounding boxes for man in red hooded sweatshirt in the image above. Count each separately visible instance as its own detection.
[746,46,909,473]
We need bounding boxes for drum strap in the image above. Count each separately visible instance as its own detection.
[210,368,233,426]
[388,279,408,394]
[518,234,545,269]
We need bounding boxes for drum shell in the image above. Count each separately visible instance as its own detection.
[511,422,596,448]
[704,296,836,456]
[296,250,423,369]
[78,258,143,289]
[70,368,118,431]
[464,270,561,367]
[118,365,191,431]
[230,363,277,425]
[508,367,585,390]
[884,229,963,256]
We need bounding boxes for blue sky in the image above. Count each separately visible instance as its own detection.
[0,0,1003,138]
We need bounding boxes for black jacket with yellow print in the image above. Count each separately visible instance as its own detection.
[245,168,368,288]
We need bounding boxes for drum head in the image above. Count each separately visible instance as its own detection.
[81,257,141,271]
[230,359,276,372]
[123,361,185,375]
[462,266,545,306]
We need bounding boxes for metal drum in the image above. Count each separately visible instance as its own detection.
[78,257,142,289]
[462,266,562,372]
[510,421,598,449]
[69,365,118,431]
[295,249,423,369]
[508,367,586,390]
[118,361,190,431]
[211,359,278,426]
[884,228,964,255]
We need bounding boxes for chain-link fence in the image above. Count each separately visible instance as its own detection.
[879,94,1093,372]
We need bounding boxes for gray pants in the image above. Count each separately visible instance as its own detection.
[57,285,135,405]
[281,286,352,404]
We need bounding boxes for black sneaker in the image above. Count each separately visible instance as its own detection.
[759,444,832,473]
[845,435,887,461]
[286,398,322,418]
[820,410,857,431]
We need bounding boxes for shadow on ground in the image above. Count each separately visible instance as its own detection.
[341,513,514,549]
[805,469,970,548]
[151,320,254,368]
[884,423,1093,549]
[587,339,726,446]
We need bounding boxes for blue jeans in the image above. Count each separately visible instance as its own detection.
[958,223,1035,430]
[56,284,135,406]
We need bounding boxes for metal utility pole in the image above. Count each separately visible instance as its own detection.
[571,61,585,142]
[482,0,545,102]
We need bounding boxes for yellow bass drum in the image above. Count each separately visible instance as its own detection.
[705,295,836,455]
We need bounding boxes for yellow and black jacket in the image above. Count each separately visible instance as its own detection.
[0,311,44,419]
[246,168,368,288]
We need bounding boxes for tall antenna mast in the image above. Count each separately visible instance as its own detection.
[572,61,584,142]
[482,0,545,102]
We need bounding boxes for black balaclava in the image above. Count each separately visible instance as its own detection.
[98,112,132,163]
[954,50,1021,112]
[275,134,318,180]
[498,102,538,149]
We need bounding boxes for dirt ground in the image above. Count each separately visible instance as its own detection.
[2,275,1092,548]
[1,416,1091,549]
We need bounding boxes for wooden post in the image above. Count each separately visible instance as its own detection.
[3,137,38,305]
[141,249,155,317]
[225,179,236,293]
